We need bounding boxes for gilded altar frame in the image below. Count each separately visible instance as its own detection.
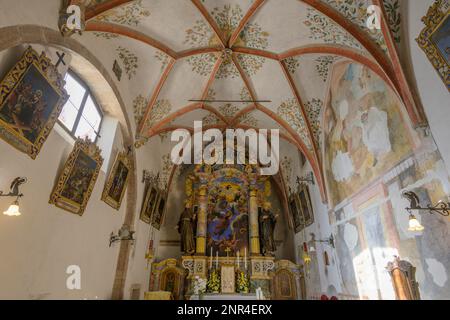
[101,151,132,210]
[417,0,450,91]
[0,46,69,159]
[49,138,103,216]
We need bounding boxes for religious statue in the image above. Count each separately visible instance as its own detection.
[259,202,278,256]
[176,201,196,255]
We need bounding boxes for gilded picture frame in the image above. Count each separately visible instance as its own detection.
[298,184,314,228]
[0,46,69,159]
[417,0,450,91]
[49,138,103,216]
[101,151,132,210]
[140,183,159,224]
[289,193,303,234]
[152,193,167,230]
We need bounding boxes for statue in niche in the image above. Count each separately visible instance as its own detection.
[176,200,196,255]
[259,202,278,256]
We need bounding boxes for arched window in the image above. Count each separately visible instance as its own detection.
[58,71,103,142]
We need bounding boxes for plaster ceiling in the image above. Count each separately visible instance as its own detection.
[71,0,406,198]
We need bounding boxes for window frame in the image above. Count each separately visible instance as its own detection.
[58,69,104,143]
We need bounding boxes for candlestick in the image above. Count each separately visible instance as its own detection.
[210,248,213,269]
[216,251,219,269]
[244,247,248,270]
[237,250,240,269]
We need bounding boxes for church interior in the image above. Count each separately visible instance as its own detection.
[0,0,449,301]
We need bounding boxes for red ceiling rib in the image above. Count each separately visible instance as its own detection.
[85,21,178,59]
[235,45,397,94]
[147,103,229,136]
[280,59,327,201]
[137,58,176,136]
[84,0,134,21]
[77,0,418,202]
[374,0,425,126]
[230,104,258,126]
[228,0,267,48]
[300,0,418,126]
[177,47,222,59]
[199,54,224,108]
[190,0,227,48]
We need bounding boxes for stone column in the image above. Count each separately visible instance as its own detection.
[196,183,208,255]
[249,184,260,256]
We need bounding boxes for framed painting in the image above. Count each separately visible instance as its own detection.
[0,46,69,159]
[417,0,450,91]
[101,151,132,210]
[139,184,159,224]
[152,193,167,230]
[49,138,103,216]
[289,194,303,233]
[298,184,314,228]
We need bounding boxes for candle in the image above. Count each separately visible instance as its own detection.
[210,248,213,269]
[237,250,240,268]
[244,247,248,270]
[216,251,219,269]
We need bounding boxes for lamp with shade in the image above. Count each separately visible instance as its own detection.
[1,177,27,217]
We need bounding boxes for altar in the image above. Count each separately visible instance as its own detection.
[190,294,258,300]
[149,163,306,300]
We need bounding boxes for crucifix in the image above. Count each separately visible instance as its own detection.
[225,247,232,264]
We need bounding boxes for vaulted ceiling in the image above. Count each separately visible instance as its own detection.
[71,0,421,200]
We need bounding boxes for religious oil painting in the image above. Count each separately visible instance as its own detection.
[324,62,413,206]
[101,151,132,210]
[289,194,303,233]
[417,0,450,90]
[152,193,166,230]
[207,169,249,256]
[298,184,314,227]
[0,46,69,159]
[50,138,103,216]
[140,184,158,224]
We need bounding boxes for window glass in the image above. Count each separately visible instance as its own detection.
[58,71,103,142]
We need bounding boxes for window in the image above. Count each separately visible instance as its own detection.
[58,71,103,142]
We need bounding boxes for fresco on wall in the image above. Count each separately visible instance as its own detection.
[324,62,413,207]
[324,61,450,300]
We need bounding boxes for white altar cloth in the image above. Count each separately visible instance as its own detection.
[190,294,259,300]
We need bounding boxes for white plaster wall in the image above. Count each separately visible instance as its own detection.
[293,161,342,298]
[123,137,162,299]
[0,125,126,300]
[404,0,450,170]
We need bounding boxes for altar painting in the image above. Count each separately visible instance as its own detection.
[207,171,249,256]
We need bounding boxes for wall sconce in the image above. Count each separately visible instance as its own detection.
[403,191,450,232]
[309,233,335,250]
[110,225,135,247]
[1,177,27,217]
[296,172,315,186]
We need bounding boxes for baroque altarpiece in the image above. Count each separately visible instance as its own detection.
[150,163,305,300]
